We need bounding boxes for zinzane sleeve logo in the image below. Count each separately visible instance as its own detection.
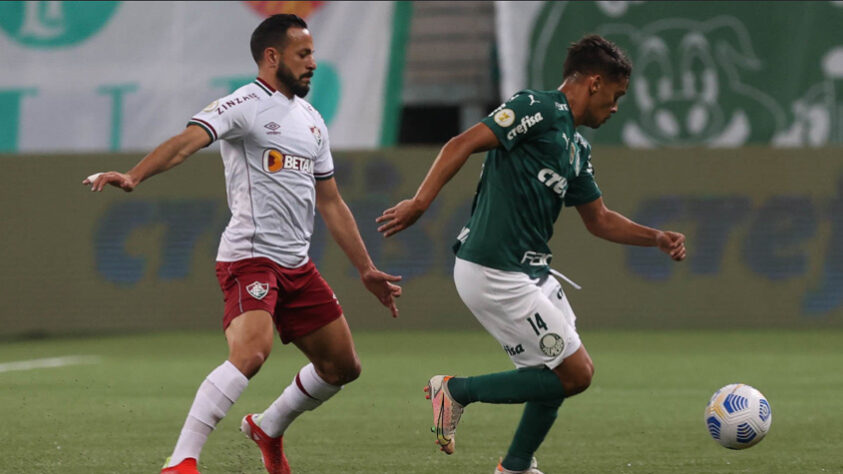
[188,91,260,142]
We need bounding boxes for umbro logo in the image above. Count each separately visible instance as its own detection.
[264,122,281,135]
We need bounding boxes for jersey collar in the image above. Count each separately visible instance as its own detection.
[254,77,298,105]
[254,77,276,97]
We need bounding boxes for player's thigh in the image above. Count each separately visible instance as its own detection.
[539,275,578,326]
[516,289,582,369]
[216,258,280,332]
[224,309,275,377]
[454,259,581,369]
[275,262,343,344]
[225,309,275,350]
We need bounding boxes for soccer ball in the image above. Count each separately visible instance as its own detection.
[704,383,772,449]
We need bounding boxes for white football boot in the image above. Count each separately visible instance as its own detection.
[424,375,464,454]
[494,457,544,474]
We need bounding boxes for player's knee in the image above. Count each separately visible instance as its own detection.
[563,363,594,396]
[317,358,361,386]
[230,348,271,379]
[563,375,591,396]
[345,359,363,384]
[336,358,362,385]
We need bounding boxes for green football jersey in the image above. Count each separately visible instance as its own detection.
[453,89,602,278]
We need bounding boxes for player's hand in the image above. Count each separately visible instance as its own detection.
[657,231,686,261]
[82,171,138,192]
[360,268,402,318]
[376,199,425,237]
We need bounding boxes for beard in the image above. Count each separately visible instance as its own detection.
[276,62,312,98]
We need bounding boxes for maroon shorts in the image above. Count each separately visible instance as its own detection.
[215,257,343,344]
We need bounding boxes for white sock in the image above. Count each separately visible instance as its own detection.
[167,361,248,466]
[258,363,341,437]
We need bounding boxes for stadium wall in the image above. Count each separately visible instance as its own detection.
[1,147,842,337]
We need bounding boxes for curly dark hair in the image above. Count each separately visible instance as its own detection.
[563,34,632,81]
[250,14,309,64]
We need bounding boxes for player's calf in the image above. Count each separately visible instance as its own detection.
[254,363,344,438]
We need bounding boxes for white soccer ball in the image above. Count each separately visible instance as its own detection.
[704,383,772,449]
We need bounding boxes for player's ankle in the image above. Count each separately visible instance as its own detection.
[501,454,532,472]
[445,377,471,406]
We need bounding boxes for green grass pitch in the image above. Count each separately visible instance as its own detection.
[1,330,841,473]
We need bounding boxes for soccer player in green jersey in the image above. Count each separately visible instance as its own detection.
[377,35,686,473]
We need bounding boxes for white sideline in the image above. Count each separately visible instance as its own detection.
[0,356,101,374]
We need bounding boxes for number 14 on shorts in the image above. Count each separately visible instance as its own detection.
[527,313,548,335]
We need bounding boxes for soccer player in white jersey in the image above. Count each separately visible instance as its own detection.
[377,36,686,473]
[83,14,401,474]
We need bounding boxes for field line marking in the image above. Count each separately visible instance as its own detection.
[0,355,101,373]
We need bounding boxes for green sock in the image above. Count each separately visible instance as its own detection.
[446,366,565,406]
[502,399,563,471]
[445,367,566,472]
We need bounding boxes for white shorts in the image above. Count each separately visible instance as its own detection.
[453,257,582,369]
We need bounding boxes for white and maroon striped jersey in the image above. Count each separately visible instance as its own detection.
[189,78,334,268]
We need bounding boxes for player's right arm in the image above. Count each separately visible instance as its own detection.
[84,87,258,192]
[376,122,499,237]
[83,124,211,192]
[378,91,555,237]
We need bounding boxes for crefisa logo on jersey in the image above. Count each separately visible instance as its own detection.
[537,168,568,197]
[503,343,525,356]
[506,112,543,140]
[262,148,314,175]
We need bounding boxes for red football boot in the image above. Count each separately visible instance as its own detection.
[241,414,291,474]
[161,457,200,474]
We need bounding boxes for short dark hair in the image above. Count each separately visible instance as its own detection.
[563,34,632,81]
[250,14,308,64]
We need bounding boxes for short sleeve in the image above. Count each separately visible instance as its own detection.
[187,90,261,144]
[481,91,556,151]
[313,122,334,181]
[564,152,602,207]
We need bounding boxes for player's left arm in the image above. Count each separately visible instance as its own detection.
[316,177,403,317]
[575,197,686,261]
